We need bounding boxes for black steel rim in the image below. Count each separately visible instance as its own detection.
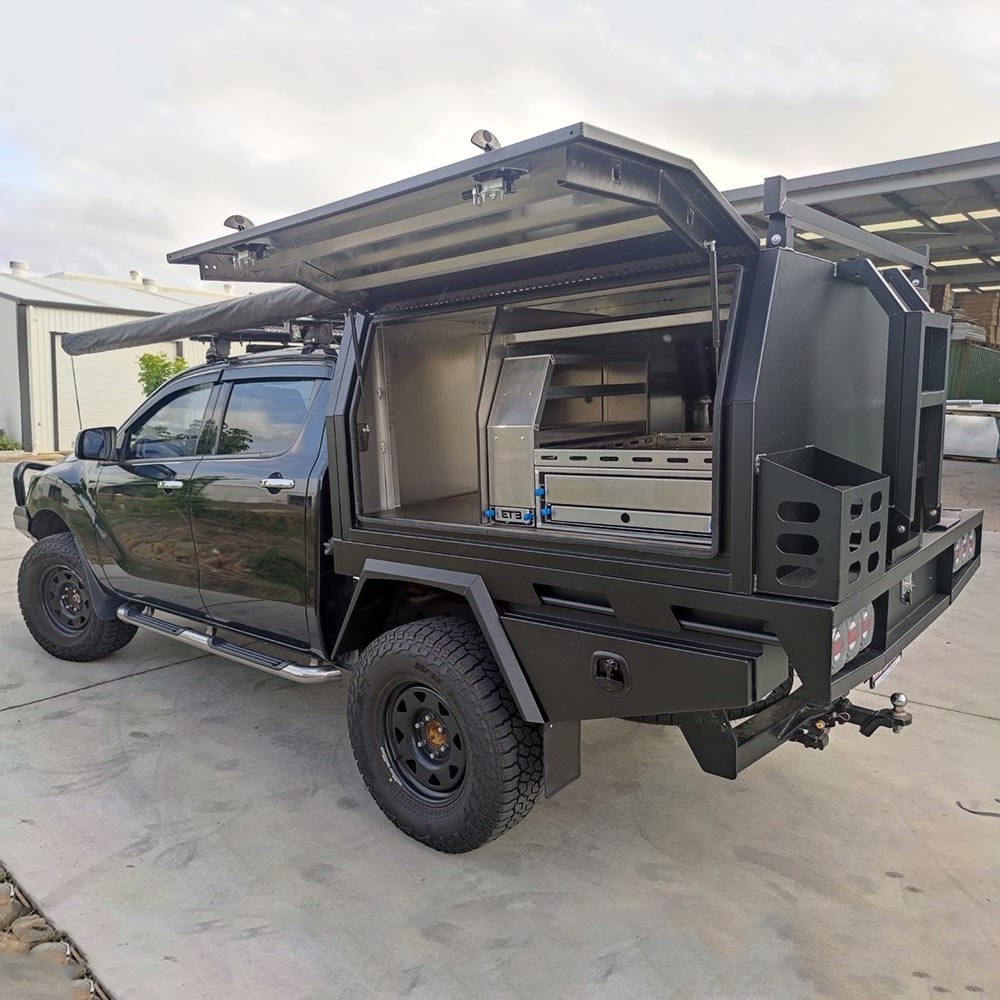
[381,682,468,803]
[40,565,91,636]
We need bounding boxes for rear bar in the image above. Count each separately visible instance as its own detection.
[680,508,981,779]
[827,508,982,700]
[679,691,914,779]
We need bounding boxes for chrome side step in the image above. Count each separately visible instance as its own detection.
[117,605,342,684]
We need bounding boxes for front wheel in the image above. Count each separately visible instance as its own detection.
[17,533,137,661]
[347,617,543,853]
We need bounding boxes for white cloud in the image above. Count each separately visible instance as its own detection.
[1,0,997,283]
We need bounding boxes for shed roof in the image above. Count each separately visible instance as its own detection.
[725,141,1000,290]
[0,271,242,313]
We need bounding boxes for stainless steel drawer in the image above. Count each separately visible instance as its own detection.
[541,473,711,514]
[544,505,711,533]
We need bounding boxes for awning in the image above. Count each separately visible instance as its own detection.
[168,124,759,311]
[60,284,341,356]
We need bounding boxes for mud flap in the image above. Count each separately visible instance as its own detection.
[544,721,581,798]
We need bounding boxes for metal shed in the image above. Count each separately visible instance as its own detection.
[0,264,241,452]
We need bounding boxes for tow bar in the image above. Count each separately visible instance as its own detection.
[680,692,914,779]
[791,692,914,750]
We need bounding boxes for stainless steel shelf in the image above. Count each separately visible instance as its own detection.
[545,382,646,399]
[535,422,648,446]
[501,309,730,346]
[535,447,713,475]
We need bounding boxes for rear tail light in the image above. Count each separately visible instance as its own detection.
[953,530,977,571]
[832,602,875,674]
[831,627,845,672]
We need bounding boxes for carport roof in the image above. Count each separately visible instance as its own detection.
[725,141,1000,290]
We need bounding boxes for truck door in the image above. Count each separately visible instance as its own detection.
[187,368,329,647]
[94,378,218,612]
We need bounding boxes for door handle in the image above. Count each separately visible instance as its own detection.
[157,480,184,492]
[259,478,295,491]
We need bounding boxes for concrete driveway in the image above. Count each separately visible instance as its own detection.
[1,462,997,1000]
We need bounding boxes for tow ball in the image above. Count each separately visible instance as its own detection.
[790,692,913,750]
[846,692,913,737]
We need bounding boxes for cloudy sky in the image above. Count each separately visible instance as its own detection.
[2,0,998,288]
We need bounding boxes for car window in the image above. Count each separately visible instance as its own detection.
[124,384,214,461]
[213,380,318,456]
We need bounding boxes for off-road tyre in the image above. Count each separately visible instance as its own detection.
[622,671,795,726]
[347,616,543,853]
[17,532,137,661]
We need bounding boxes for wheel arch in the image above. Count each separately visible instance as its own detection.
[29,508,70,539]
[332,560,545,725]
[26,518,122,622]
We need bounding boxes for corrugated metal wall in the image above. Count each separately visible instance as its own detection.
[26,306,211,452]
[948,340,1000,403]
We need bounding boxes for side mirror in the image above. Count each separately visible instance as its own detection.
[75,427,117,461]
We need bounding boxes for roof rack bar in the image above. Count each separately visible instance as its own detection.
[763,174,930,269]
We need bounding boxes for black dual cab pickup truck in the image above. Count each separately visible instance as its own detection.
[12,125,982,852]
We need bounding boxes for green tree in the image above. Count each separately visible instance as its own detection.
[137,352,188,397]
[0,428,22,450]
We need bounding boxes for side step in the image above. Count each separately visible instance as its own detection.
[117,605,342,684]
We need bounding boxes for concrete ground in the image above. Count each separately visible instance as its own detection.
[0,460,997,1000]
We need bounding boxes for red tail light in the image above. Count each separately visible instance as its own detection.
[831,602,875,674]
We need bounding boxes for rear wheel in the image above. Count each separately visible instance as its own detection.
[17,533,137,661]
[347,617,543,853]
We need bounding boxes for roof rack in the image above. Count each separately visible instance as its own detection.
[190,318,341,362]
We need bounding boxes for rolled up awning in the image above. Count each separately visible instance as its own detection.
[60,284,340,356]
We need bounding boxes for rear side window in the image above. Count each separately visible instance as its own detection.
[214,380,318,456]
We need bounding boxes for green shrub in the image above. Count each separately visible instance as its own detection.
[137,352,188,397]
[0,428,22,451]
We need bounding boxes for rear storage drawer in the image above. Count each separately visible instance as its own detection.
[542,474,711,513]
[501,616,788,722]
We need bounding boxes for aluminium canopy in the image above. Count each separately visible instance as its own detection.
[168,124,759,313]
